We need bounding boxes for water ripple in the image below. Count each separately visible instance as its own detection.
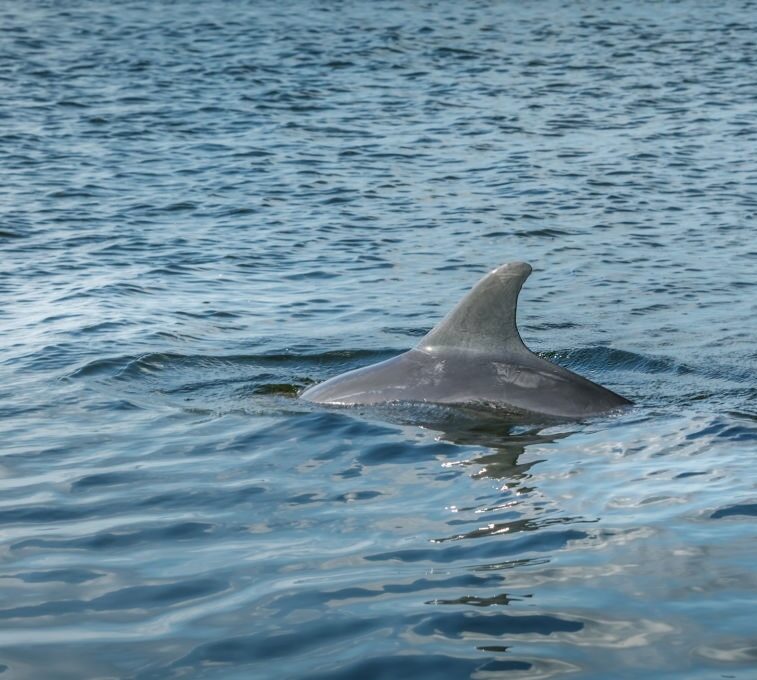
[1,0,756,678]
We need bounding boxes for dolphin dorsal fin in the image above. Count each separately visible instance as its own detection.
[417,261,533,355]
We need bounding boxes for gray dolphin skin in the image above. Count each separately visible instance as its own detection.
[300,262,632,419]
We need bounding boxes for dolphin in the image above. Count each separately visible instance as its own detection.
[300,262,632,419]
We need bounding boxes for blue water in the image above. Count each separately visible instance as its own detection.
[2,1,756,678]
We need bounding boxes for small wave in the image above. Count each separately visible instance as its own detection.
[0,577,228,620]
[65,350,400,416]
[685,414,757,443]
[306,655,533,680]
[68,349,392,380]
[432,46,483,59]
[545,346,691,375]
[13,522,216,552]
[409,609,583,637]
[710,503,757,519]
[365,529,589,564]
[0,229,26,239]
[513,228,576,238]
[433,514,590,543]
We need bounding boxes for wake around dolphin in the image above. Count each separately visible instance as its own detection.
[300,262,632,419]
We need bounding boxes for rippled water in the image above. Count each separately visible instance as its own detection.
[2,1,756,678]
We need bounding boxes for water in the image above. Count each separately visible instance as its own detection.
[1,0,756,677]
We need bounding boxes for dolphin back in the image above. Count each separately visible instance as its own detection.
[301,261,632,418]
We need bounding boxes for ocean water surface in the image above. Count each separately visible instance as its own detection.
[1,0,756,678]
